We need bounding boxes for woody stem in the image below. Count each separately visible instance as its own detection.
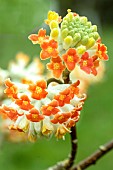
[70,139,113,170]
[47,78,63,86]
[63,69,78,169]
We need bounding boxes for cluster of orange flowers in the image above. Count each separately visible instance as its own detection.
[0,9,108,142]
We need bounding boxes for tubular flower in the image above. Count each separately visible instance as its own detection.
[69,80,80,97]
[79,52,98,75]
[51,112,72,124]
[28,80,48,100]
[26,108,44,122]
[15,95,34,111]
[0,105,19,120]
[40,39,58,60]
[47,56,65,78]
[96,43,109,60]
[54,88,73,107]
[41,100,60,116]
[4,78,18,99]
[28,29,49,44]
[62,48,79,71]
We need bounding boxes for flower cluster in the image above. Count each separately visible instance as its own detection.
[29,9,108,78]
[0,9,108,142]
[0,78,86,142]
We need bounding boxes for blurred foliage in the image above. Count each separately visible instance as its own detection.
[0,0,50,68]
[0,0,50,34]
[0,0,113,170]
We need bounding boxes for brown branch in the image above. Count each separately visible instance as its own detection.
[63,69,71,84]
[65,126,78,169]
[70,139,113,170]
[47,78,63,86]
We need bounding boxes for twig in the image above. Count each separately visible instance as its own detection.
[70,139,113,170]
[65,126,78,169]
[47,78,63,86]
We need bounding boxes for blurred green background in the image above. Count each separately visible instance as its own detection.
[0,0,113,170]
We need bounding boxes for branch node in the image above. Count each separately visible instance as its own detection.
[99,145,107,152]
[72,139,78,144]
[76,166,82,170]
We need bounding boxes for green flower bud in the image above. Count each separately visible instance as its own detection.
[67,12,73,21]
[74,16,80,22]
[73,33,81,43]
[80,16,88,24]
[69,30,74,36]
[63,36,73,49]
[91,25,97,32]
[61,28,69,39]
[93,32,100,40]
[81,35,89,45]
[86,21,92,27]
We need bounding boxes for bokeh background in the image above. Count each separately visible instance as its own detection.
[0,0,113,169]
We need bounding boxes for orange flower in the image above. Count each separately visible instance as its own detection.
[40,39,58,60]
[47,56,65,78]
[79,52,98,75]
[96,43,109,60]
[54,88,72,107]
[15,95,34,111]
[71,109,80,121]
[41,100,60,116]
[91,56,99,76]
[4,79,18,99]
[26,108,44,122]
[62,48,79,71]
[66,107,81,128]
[0,105,19,120]
[28,29,48,44]
[51,112,71,124]
[69,80,80,98]
[28,80,48,100]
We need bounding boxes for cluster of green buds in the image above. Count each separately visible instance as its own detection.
[48,9,100,54]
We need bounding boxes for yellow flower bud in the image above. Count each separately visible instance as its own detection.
[86,37,95,49]
[76,45,86,55]
[50,28,59,40]
[50,20,59,29]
